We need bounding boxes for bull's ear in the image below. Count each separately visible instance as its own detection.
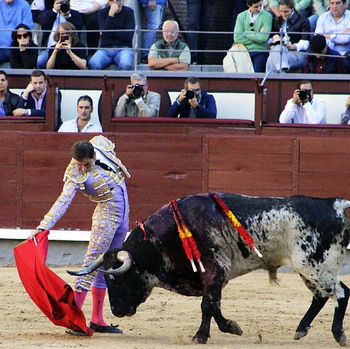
[67,254,105,276]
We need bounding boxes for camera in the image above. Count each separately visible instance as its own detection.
[185,89,195,99]
[132,84,144,99]
[60,35,69,43]
[298,89,311,101]
[60,2,70,13]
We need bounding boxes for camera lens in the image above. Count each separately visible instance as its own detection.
[185,90,195,99]
[299,90,307,100]
[132,84,143,98]
[60,3,70,13]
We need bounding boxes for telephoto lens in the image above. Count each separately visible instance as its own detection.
[132,84,143,98]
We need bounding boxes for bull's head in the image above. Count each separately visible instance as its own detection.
[103,248,155,318]
[67,246,155,318]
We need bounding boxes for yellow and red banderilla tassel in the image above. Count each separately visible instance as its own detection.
[211,192,263,258]
[170,199,205,273]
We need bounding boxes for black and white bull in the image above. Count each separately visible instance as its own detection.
[68,193,350,345]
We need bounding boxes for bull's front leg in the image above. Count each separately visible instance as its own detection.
[193,284,242,344]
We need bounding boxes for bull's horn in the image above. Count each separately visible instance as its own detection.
[67,253,105,276]
[99,251,132,275]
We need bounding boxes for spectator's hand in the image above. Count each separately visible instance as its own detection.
[23,82,35,98]
[292,89,301,104]
[272,34,281,43]
[125,84,134,97]
[13,108,26,116]
[346,96,350,109]
[284,42,296,51]
[260,26,265,32]
[109,1,122,16]
[18,36,30,49]
[148,0,156,10]
[344,28,350,33]
[178,89,187,103]
[188,94,199,109]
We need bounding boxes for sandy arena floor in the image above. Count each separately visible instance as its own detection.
[1,266,350,349]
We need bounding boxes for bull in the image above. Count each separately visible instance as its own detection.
[68,193,350,345]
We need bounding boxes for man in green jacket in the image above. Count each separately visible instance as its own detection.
[234,0,272,72]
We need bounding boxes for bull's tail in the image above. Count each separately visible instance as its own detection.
[268,268,280,285]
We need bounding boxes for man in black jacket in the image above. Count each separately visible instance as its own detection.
[167,76,217,118]
[36,0,83,68]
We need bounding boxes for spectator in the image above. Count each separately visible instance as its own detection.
[309,0,350,32]
[46,22,87,69]
[167,76,217,119]
[148,20,191,71]
[13,70,63,128]
[0,0,34,65]
[341,96,350,124]
[266,0,310,73]
[114,71,160,117]
[186,0,217,64]
[139,0,166,63]
[30,0,55,23]
[315,0,350,72]
[0,70,20,116]
[70,0,107,56]
[234,0,273,72]
[37,0,83,69]
[265,0,313,19]
[279,79,327,124]
[88,0,135,70]
[9,24,38,69]
[58,95,102,132]
[304,34,346,73]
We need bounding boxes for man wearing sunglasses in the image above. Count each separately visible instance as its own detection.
[0,0,34,65]
[279,79,327,124]
[114,71,160,117]
[167,76,217,119]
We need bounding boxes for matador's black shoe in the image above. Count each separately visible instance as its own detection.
[89,322,123,334]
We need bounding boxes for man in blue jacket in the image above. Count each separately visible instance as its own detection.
[167,76,217,118]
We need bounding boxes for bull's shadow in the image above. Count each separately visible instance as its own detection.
[68,192,350,346]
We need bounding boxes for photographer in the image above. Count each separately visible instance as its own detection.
[46,22,87,69]
[279,80,327,124]
[37,0,83,69]
[114,72,160,117]
[167,76,217,118]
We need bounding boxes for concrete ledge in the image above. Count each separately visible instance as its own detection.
[0,228,90,241]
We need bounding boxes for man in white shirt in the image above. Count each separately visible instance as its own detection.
[58,95,103,132]
[279,80,327,124]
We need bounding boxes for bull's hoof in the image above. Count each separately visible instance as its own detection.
[192,332,209,344]
[333,330,346,347]
[294,327,309,340]
[218,320,242,335]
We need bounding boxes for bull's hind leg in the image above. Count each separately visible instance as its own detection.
[331,281,350,346]
[295,275,329,340]
[296,275,350,346]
